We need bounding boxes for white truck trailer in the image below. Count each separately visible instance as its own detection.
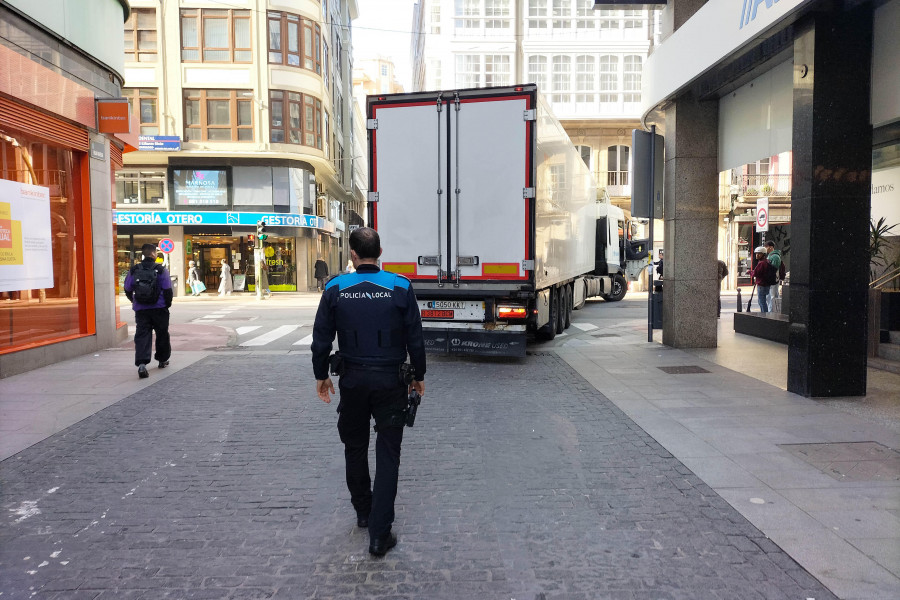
[366,85,645,357]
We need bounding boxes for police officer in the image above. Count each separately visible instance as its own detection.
[311,227,426,557]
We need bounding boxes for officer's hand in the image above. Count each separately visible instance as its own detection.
[410,380,425,397]
[317,378,335,403]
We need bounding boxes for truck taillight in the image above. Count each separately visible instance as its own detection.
[498,306,527,319]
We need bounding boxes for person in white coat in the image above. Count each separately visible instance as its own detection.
[218,259,233,296]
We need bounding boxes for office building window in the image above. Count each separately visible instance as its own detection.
[528,55,548,91]
[456,55,481,88]
[124,8,157,62]
[270,90,322,150]
[576,0,595,28]
[552,0,571,29]
[624,55,642,103]
[116,170,166,206]
[181,9,251,62]
[552,55,571,103]
[431,4,441,34]
[484,55,510,87]
[599,54,618,105]
[528,0,548,28]
[183,89,254,142]
[123,88,159,135]
[576,55,595,103]
[267,12,322,73]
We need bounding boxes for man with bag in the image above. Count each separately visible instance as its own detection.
[765,241,783,311]
[124,244,173,379]
[311,227,426,557]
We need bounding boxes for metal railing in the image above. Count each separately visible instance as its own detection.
[870,265,900,290]
[732,173,792,197]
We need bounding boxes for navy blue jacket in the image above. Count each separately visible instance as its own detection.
[311,264,426,381]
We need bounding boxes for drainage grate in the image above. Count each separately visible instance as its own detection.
[658,366,711,374]
[779,441,900,482]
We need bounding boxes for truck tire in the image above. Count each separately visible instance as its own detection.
[537,288,558,341]
[607,274,627,302]
[556,286,565,334]
[563,284,572,329]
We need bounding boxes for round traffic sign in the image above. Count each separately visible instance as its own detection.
[158,238,175,254]
[756,207,768,229]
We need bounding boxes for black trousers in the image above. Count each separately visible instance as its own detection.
[134,307,171,367]
[337,368,406,541]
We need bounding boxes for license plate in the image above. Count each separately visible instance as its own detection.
[421,309,454,319]
[428,301,466,309]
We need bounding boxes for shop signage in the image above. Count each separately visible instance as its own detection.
[0,180,54,292]
[138,136,182,152]
[96,99,131,134]
[113,211,331,229]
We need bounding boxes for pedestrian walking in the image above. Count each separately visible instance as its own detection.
[124,244,173,379]
[218,259,233,296]
[258,260,271,297]
[311,227,427,557]
[187,260,203,296]
[314,255,329,291]
[765,241,783,311]
[750,246,774,313]
[345,258,355,274]
[717,259,728,317]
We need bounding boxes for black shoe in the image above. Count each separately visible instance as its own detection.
[368,532,397,557]
[138,365,149,379]
[357,516,368,528]
[158,360,169,369]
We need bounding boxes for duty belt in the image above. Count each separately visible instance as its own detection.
[343,361,401,373]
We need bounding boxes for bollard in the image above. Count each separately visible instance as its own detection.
[736,288,743,312]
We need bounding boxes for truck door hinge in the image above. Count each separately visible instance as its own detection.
[522,260,535,271]
[523,187,535,199]
[523,109,536,121]
[367,191,379,203]
[366,119,378,130]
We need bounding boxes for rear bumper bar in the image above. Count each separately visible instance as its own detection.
[423,328,526,358]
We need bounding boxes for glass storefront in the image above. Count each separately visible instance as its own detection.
[117,232,168,292]
[0,128,89,352]
[184,234,297,293]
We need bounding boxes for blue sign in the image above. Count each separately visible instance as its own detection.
[138,136,182,151]
[114,210,328,229]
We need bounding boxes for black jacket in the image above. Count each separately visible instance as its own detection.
[311,264,426,381]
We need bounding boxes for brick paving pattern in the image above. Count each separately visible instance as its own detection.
[0,352,836,599]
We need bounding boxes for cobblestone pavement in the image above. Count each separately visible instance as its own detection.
[0,352,837,599]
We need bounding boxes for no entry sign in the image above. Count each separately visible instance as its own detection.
[755,198,769,232]
[158,238,175,254]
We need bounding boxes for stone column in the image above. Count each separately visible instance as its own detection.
[661,91,720,348]
[788,7,873,397]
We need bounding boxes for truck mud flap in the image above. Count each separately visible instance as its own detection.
[423,329,526,358]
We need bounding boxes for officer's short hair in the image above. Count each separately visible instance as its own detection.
[350,227,380,259]
[141,243,158,258]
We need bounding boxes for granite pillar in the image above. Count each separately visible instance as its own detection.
[788,7,873,397]
[662,92,720,348]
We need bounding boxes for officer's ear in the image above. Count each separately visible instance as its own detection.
[378,248,383,258]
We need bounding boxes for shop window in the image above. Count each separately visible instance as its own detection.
[270,90,322,150]
[181,9,251,63]
[124,8,157,63]
[267,11,322,74]
[123,88,160,135]
[0,129,91,352]
[116,170,166,206]
[184,89,254,142]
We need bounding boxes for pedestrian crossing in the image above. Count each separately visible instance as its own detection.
[241,325,300,346]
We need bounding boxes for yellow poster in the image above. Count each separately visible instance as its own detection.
[0,201,25,266]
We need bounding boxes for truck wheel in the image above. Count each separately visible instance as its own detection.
[563,284,572,329]
[607,274,627,302]
[537,288,558,341]
[555,286,565,334]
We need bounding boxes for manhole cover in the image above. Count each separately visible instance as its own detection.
[779,441,900,482]
[658,366,710,374]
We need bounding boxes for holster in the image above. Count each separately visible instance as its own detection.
[329,352,345,377]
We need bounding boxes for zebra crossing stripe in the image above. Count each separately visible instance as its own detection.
[293,334,314,346]
[241,325,300,346]
[235,326,262,336]
[571,322,598,332]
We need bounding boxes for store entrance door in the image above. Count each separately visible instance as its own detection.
[199,245,231,291]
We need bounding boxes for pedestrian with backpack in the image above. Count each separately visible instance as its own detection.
[124,244,174,379]
[765,241,783,311]
[750,246,775,313]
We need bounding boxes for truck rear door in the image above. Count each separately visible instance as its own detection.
[370,89,533,285]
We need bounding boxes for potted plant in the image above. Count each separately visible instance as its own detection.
[745,187,758,197]
[761,184,772,195]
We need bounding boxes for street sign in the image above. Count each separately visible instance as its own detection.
[158,238,175,254]
[755,198,769,232]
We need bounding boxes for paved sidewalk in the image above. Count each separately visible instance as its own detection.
[0,306,897,599]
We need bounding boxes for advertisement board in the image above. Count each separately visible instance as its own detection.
[171,169,229,207]
[0,180,54,292]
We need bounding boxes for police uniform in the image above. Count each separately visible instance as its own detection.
[311,263,426,544]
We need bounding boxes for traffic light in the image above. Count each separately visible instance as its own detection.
[256,220,268,246]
